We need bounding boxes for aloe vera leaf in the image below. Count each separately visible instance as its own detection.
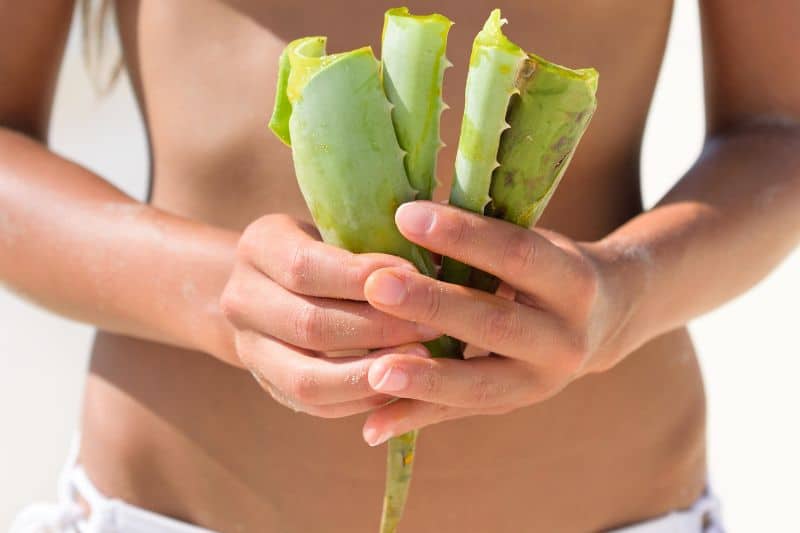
[488,55,598,227]
[449,9,527,215]
[378,430,417,533]
[442,9,598,290]
[438,9,526,287]
[381,7,453,200]
[379,10,457,533]
[269,36,453,533]
[268,47,293,145]
[380,9,461,359]
[268,37,436,277]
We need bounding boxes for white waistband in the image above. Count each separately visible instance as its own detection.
[68,466,218,533]
[63,465,726,533]
[12,434,723,533]
[608,489,724,533]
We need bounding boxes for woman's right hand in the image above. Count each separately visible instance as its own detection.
[220,214,438,418]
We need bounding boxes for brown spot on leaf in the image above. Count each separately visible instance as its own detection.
[516,58,538,87]
[552,136,570,151]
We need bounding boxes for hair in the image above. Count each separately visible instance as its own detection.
[79,0,124,95]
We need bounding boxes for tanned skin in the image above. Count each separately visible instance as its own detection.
[2,1,799,532]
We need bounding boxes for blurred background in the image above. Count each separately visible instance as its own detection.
[1,0,798,530]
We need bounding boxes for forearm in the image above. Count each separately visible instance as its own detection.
[0,128,240,365]
[603,120,800,346]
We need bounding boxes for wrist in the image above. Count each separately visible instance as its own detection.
[584,234,654,365]
[205,303,243,367]
[183,226,244,368]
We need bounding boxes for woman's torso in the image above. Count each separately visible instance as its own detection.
[80,1,707,531]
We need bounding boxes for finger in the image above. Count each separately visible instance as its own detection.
[362,399,493,447]
[364,268,577,367]
[367,353,538,408]
[222,265,440,351]
[465,281,514,358]
[238,331,430,405]
[394,202,593,310]
[301,396,395,419]
[242,214,417,300]
[254,374,394,418]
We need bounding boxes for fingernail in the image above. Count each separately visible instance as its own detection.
[396,203,435,236]
[374,367,409,393]
[415,324,440,339]
[368,273,407,306]
[364,427,390,447]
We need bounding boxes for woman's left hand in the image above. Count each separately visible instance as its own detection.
[361,201,646,446]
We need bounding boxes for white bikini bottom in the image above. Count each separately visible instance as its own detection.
[10,439,724,533]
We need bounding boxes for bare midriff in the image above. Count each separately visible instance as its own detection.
[79,1,707,531]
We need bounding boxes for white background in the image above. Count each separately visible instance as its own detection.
[2,0,798,530]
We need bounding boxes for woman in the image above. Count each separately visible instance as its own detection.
[3,0,798,531]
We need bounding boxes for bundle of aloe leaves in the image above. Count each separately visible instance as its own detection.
[269,7,598,532]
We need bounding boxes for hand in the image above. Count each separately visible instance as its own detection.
[360,201,644,445]
[220,214,439,418]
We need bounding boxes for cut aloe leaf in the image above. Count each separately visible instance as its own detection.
[449,9,527,215]
[379,10,457,533]
[269,36,436,277]
[379,430,417,533]
[488,54,598,227]
[442,9,598,290]
[381,7,453,200]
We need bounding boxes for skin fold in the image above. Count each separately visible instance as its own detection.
[1,1,799,532]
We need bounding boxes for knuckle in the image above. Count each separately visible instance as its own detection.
[560,332,590,375]
[419,282,443,323]
[287,367,320,404]
[293,303,327,349]
[286,244,313,292]
[468,374,501,406]
[418,367,443,397]
[570,329,591,356]
[375,315,393,345]
[259,212,292,233]
[480,305,521,349]
[239,214,285,261]
[236,228,260,263]
[348,255,375,286]
[219,280,245,323]
[502,231,538,276]
[442,211,472,247]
